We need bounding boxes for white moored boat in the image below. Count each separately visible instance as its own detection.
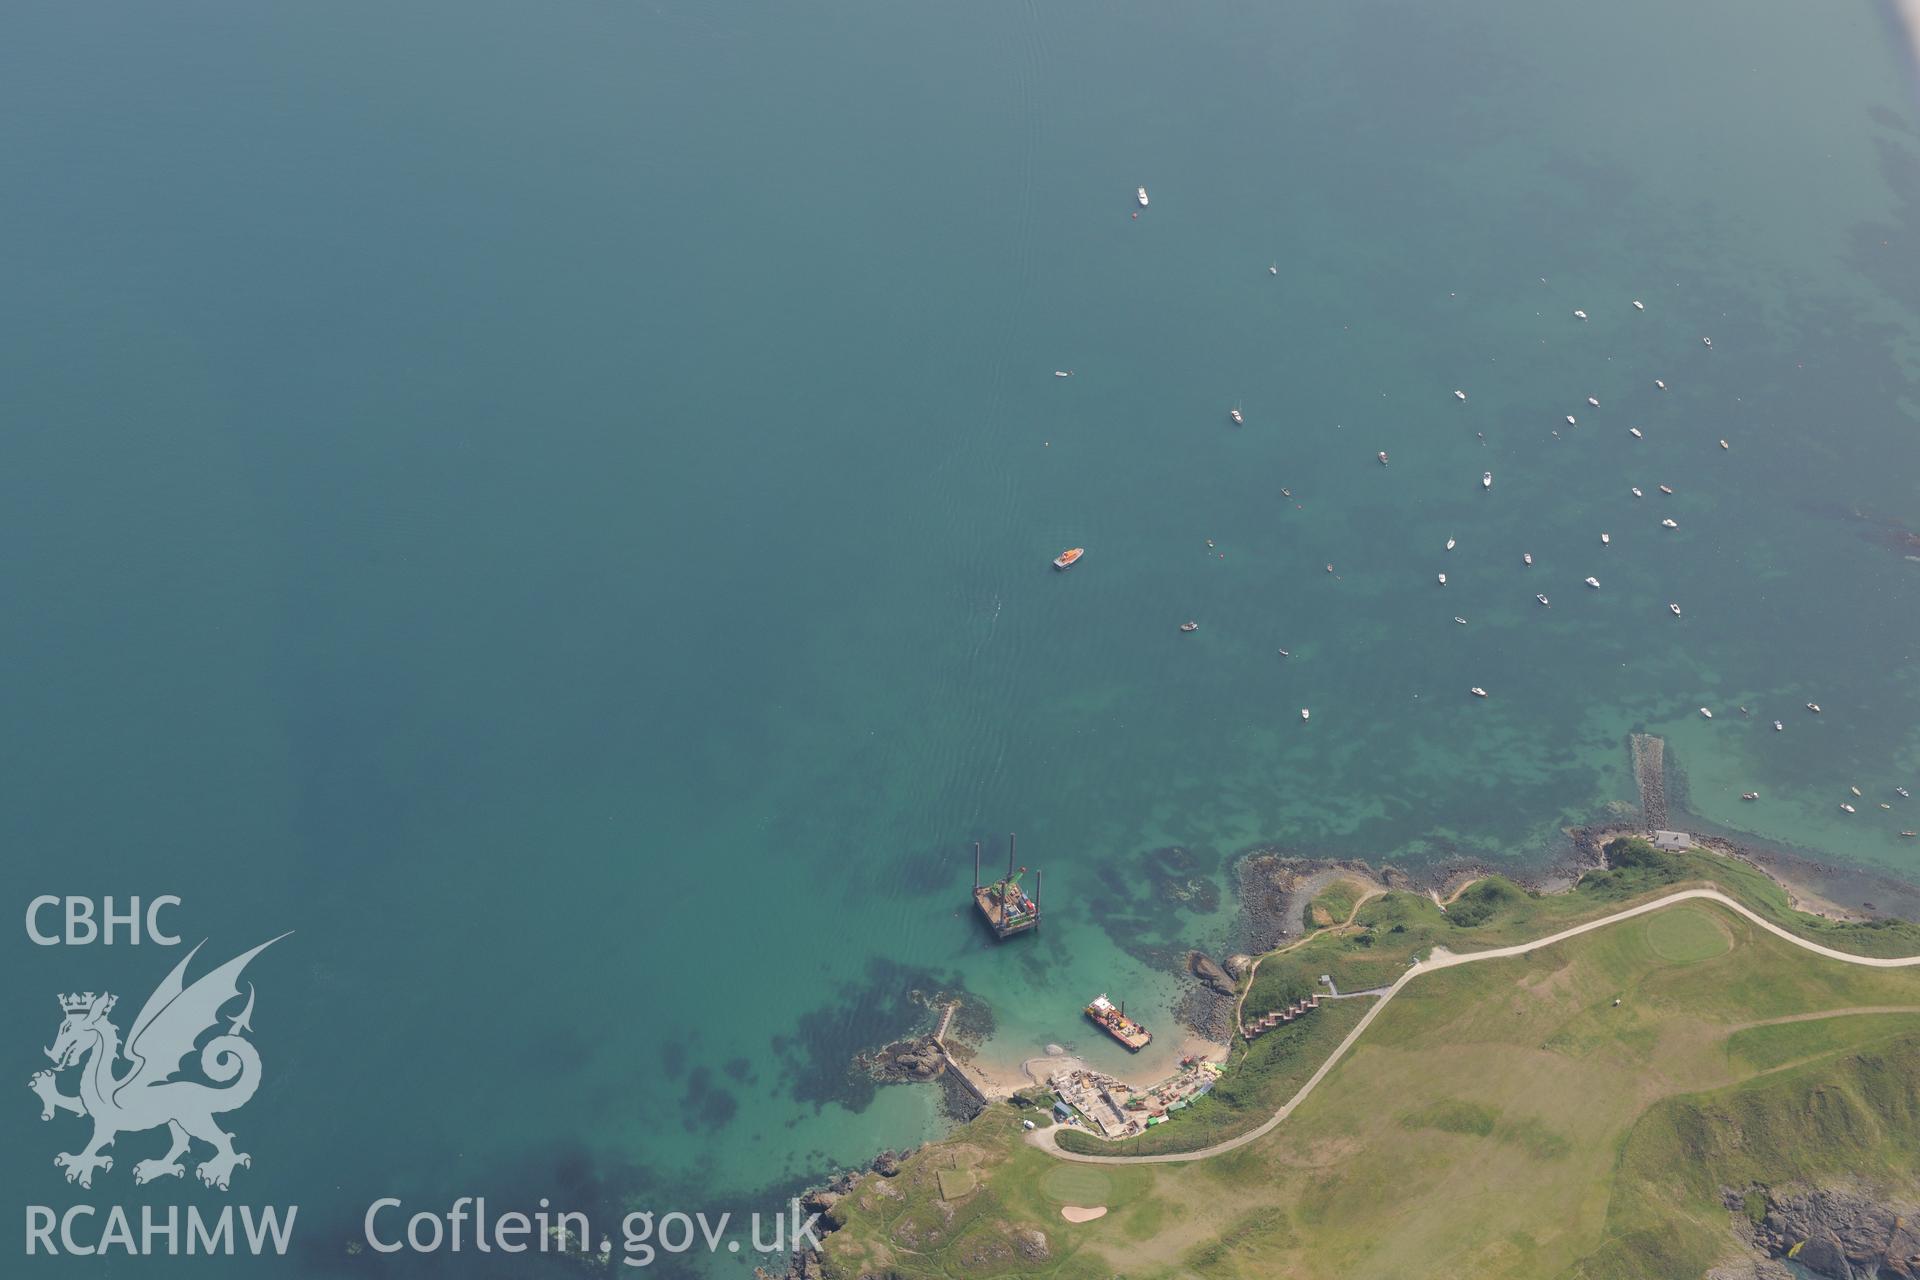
[1454,389,1467,402]
[1482,472,1492,489]
[1137,186,1150,207]
[1700,708,1713,719]
[1585,577,1600,589]
[1437,573,1447,586]
[1470,687,1488,698]
[1445,538,1456,551]
[1523,552,1533,566]
[1573,309,1588,320]
[1633,300,1645,311]
[1536,594,1550,606]
[1631,487,1643,497]
[1662,518,1678,529]
[1670,603,1683,617]
[1300,708,1310,722]
[1655,379,1666,390]
[1601,533,1611,545]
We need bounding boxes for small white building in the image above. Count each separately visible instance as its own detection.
[1652,830,1691,852]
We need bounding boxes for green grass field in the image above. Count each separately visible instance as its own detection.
[823,887,1920,1280]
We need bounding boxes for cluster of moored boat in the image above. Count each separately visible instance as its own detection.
[1048,212,1905,833]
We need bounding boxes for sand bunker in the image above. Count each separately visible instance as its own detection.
[1059,1205,1108,1224]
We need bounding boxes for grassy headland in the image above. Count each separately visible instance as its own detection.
[820,846,1920,1279]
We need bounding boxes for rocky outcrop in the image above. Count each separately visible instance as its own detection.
[1014,1228,1050,1261]
[1725,1184,1920,1278]
[864,1037,944,1083]
[870,1149,903,1178]
[1187,950,1236,997]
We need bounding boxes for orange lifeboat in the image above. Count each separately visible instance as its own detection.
[1053,547,1085,570]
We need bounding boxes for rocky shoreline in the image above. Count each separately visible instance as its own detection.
[783,788,1920,1280]
[1714,1183,1920,1279]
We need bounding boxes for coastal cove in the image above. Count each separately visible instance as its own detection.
[818,838,1920,1279]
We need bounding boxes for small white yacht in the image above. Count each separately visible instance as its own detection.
[1566,414,1578,426]
[1841,803,1857,814]
[1661,518,1678,529]
[1851,786,1863,797]
[1269,262,1278,275]
[1655,379,1667,390]
[1600,532,1611,545]
[1585,577,1600,589]
[1774,720,1784,732]
[1523,552,1534,566]
[1632,300,1645,311]
[1300,708,1310,722]
[1470,687,1488,698]
[1659,484,1674,495]
[1054,370,1072,378]
[1720,439,1730,450]
[1573,309,1588,320]
[1378,451,1389,465]
[1437,573,1447,586]
[1807,702,1822,714]
[1536,593,1550,606]
[1630,427,1644,439]
[1587,396,1600,408]
[1454,389,1468,402]
[1482,472,1493,489]
[1631,487,1644,498]
[1899,787,1912,799]
[1229,407,1244,426]
[1445,538,1456,551]
[1670,602,1683,617]
[1700,707,1713,719]
[1455,616,1467,625]
[1137,186,1150,207]
[1702,336,1712,347]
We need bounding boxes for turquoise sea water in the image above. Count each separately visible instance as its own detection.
[3,1,1919,1274]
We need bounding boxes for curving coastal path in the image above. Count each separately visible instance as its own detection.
[1029,888,1920,1164]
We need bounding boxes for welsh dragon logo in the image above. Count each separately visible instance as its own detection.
[29,936,286,1190]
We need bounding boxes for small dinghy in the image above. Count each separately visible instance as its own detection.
[1659,484,1674,495]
